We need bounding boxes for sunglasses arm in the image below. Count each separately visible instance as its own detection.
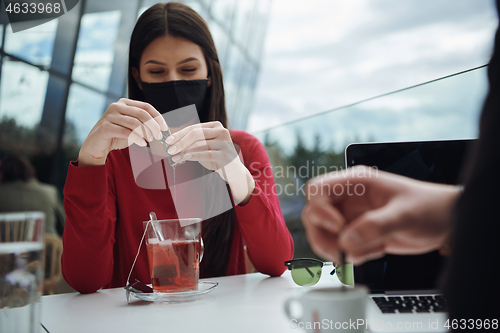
[322,262,336,275]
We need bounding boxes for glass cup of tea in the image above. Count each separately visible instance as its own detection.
[0,212,45,333]
[143,218,202,293]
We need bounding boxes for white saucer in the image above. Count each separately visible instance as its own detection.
[129,281,218,303]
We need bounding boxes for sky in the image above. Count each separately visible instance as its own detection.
[249,0,499,150]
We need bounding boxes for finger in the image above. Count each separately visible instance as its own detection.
[167,127,224,155]
[166,125,230,149]
[346,245,386,266]
[305,170,361,206]
[303,200,346,234]
[111,104,157,141]
[338,207,397,256]
[173,142,240,167]
[120,99,169,132]
[177,137,226,153]
[101,122,146,147]
[171,150,219,166]
[117,102,164,140]
[303,208,341,262]
[107,112,154,142]
[181,141,238,158]
[126,107,162,141]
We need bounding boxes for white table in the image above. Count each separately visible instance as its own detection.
[41,266,343,333]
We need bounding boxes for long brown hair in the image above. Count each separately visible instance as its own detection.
[128,2,235,278]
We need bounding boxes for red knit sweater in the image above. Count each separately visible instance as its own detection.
[61,130,294,293]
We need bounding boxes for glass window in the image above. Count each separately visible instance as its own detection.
[64,84,107,146]
[208,21,229,66]
[256,66,487,157]
[223,45,244,119]
[0,24,4,48]
[4,20,58,67]
[72,11,122,92]
[232,63,256,129]
[197,0,211,6]
[250,1,497,133]
[210,0,235,28]
[231,0,254,46]
[0,60,49,128]
[254,67,488,259]
[183,0,209,22]
[247,0,270,61]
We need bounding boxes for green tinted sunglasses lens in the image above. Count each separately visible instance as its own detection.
[291,265,322,286]
[335,263,354,286]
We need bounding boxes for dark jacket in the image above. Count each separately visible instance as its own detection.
[443,0,500,324]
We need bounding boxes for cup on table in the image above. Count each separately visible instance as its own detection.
[284,285,368,333]
[143,218,202,293]
[0,212,45,333]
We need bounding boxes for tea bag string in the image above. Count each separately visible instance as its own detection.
[126,218,151,288]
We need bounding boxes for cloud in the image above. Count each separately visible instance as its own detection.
[249,0,498,138]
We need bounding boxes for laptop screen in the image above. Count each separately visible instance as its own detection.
[345,139,475,293]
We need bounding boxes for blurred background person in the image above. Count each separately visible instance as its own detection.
[0,153,65,236]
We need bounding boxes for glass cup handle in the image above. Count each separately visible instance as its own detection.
[284,297,303,321]
[200,237,204,262]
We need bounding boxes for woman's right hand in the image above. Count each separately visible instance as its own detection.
[78,98,168,167]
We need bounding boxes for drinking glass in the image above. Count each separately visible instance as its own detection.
[0,212,45,333]
[143,218,202,292]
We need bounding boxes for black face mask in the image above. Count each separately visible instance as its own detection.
[140,79,209,126]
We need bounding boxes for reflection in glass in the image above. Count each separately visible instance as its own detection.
[247,0,270,61]
[255,66,488,258]
[258,67,487,154]
[210,0,235,28]
[224,45,244,120]
[183,0,209,21]
[72,11,122,92]
[231,0,253,45]
[4,20,58,66]
[64,84,106,146]
[232,63,256,129]
[209,21,229,67]
[0,60,49,128]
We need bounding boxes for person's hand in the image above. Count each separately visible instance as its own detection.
[301,165,461,265]
[164,121,255,205]
[78,98,168,166]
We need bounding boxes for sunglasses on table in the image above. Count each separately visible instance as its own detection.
[284,258,353,287]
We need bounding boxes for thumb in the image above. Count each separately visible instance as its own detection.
[338,205,399,258]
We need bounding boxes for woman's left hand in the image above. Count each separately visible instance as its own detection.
[165,121,255,205]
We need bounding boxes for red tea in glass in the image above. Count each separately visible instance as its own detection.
[146,239,201,292]
[144,218,202,293]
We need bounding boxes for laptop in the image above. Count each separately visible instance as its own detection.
[345,139,475,332]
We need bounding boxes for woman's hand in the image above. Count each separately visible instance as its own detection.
[301,165,462,265]
[78,98,168,167]
[165,121,255,205]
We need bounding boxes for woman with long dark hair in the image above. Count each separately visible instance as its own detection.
[61,2,293,293]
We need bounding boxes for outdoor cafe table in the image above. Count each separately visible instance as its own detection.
[40,266,342,333]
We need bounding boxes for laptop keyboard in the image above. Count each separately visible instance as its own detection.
[372,295,448,314]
